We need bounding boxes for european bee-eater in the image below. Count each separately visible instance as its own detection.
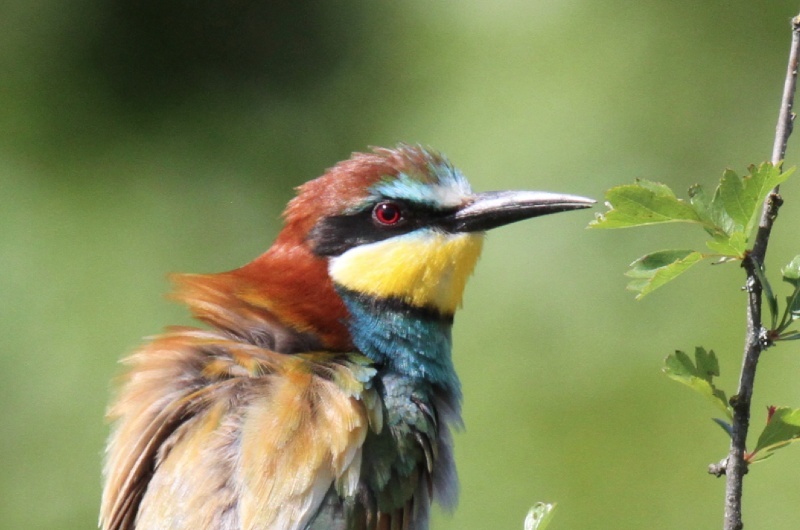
[100,145,593,530]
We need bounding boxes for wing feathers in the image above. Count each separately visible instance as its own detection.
[101,328,376,530]
[239,365,372,530]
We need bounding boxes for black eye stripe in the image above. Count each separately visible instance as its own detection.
[308,201,458,257]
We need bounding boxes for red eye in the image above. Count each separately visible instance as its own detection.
[373,201,403,225]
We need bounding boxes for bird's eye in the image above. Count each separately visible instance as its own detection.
[372,201,403,226]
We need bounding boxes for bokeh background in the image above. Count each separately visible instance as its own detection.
[4,1,800,529]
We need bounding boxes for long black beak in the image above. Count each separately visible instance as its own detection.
[442,191,595,233]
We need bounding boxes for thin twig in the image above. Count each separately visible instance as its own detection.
[721,15,800,530]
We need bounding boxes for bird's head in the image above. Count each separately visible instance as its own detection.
[175,145,593,351]
[288,145,594,315]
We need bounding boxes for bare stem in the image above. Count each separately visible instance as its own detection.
[722,15,800,530]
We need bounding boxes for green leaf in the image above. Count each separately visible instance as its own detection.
[590,164,794,299]
[751,407,800,461]
[663,348,732,419]
[776,256,800,332]
[782,255,800,286]
[718,168,753,231]
[688,183,732,237]
[687,184,714,225]
[625,250,705,298]
[709,176,740,236]
[524,503,557,530]
[720,164,794,236]
[777,293,800,333]
[705,232,747,257]
[589,179,702,229]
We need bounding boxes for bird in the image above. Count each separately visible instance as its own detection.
[100,145,593,530]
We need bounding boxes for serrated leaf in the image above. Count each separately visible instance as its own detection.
[705,232,747,257]
[750,407,800,461]
[687,184,713,222]
[689,182,741,239]
[625,250,705,298]
[718,168,752,231]
[524,503,557,530]
[710,188,738,237]
[591,164,794,301]
[694,345,720,375]
[719,164,794,236]
[663,348,732,419]
[589,179,702,229]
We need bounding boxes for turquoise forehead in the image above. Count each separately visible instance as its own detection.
[367,159,474,209]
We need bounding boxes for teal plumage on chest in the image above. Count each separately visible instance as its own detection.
[336,287,460,395]
[342,287,462,509]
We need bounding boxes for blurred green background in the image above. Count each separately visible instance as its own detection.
[4,1,800,529]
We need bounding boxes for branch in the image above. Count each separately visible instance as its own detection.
[721,14,800,530]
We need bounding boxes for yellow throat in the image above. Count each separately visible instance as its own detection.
[328,231,484,315]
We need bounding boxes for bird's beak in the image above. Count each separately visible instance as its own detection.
[442,191,595,233]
